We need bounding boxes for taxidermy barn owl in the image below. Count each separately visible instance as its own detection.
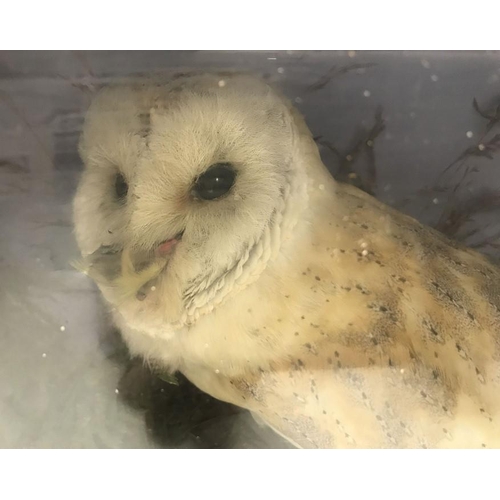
[73,72,500,448]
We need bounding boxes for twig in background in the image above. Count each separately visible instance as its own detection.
[306,63,377,93]
[431,97,500,247]
[436,97,500,183]
[435,188,500,238]
[314,106,385,195]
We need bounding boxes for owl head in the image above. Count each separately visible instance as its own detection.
[73,72,315,334]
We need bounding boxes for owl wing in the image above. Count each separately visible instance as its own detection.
[227,183,500,448]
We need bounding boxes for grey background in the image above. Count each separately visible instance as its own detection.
[1,50,499,448]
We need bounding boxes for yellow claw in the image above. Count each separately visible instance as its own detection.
[72,247,167,303]
[112,247,166,303]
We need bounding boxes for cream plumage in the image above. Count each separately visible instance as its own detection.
[73,72,500,448]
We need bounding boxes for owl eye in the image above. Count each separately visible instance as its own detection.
[192,163,236,200]
[114,173,128,201]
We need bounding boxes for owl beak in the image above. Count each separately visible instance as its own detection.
[155,231,184,258]
[132,231,185,301]
[129,231,183,276]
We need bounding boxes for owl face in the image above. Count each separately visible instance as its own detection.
[73,73,306,331]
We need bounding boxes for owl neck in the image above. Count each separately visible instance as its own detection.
[177,161,311,328]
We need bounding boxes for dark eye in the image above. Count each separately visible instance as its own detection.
[192,163,236,200]
[114,173,128,201]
